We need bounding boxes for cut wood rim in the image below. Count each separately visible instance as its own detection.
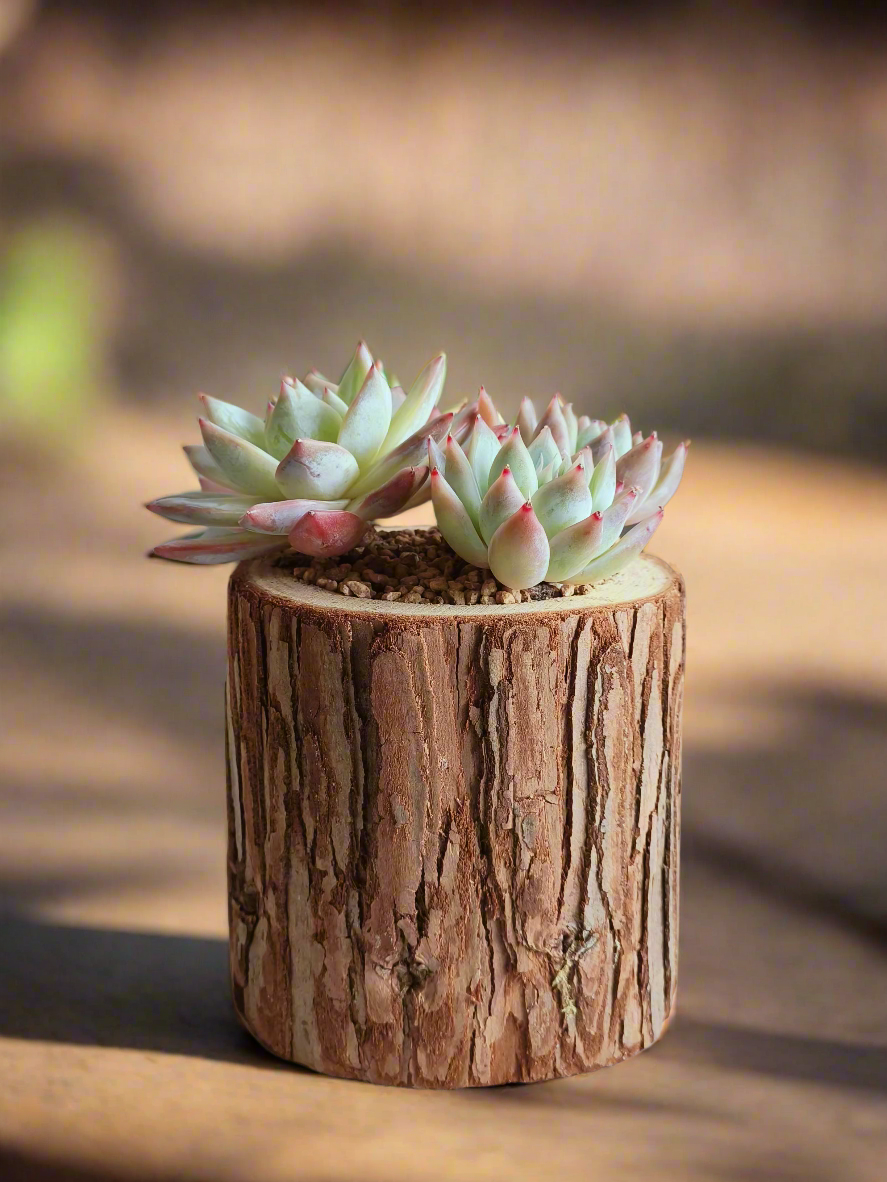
[238,551,676,619]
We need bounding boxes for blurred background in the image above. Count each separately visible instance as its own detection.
[0,3,885,1181]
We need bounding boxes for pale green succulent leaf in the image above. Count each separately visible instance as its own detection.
[516,397,538,443]
[265,379,342,458]
[302,370,338,397]
[610,414,633,458]
[426,434,446,476]
[199,419,281,498]
[615,435,662,502]
[275,439,360,499]
[322,387,349,417]
[593,488,642,558]
[383,353,447,453]
[146,490,259,526]
[152,527,284,565]
[199,394,266,449]
[488,427,539,500]
[488,504,550,590]
[625,441,688,526]
[183,444,235,491]
[545,511,604,582]
[531,461,593,537]
[477,386,504,427]
[479,466,525,544]
[527,425,561,473]
[562,402,579,454]
[576,418,607,451]
[430,469,490,568]
[465,416,502,496]
[533,396,571,457]
[443,436,482,529]
[569,511,663,584]
[346,411,453,501]
[589,443,616,510]
[337,362,393,470]
[336,341,374,406]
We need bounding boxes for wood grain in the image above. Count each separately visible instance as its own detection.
[225,554,685,1087]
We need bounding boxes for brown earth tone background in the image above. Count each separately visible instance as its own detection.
[0,2,885,1179]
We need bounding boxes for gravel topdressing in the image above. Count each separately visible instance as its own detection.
[273,527,596,605]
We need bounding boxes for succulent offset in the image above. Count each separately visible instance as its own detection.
[148,342,456,563]
[429,389,687,589]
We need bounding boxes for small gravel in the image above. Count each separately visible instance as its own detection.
[273,527,595,605]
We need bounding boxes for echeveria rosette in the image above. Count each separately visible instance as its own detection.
[147,342,453,563]
[430,392,687,589]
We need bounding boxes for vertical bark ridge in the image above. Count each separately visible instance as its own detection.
[225,556,684,1087]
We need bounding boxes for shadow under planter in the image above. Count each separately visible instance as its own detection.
[225,553,684,1087]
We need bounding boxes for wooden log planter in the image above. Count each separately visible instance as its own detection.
[225,552,685,1088]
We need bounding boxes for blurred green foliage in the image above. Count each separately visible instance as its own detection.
[0,222,105,435]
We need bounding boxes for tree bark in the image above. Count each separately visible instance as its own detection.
[225,553,685,1087]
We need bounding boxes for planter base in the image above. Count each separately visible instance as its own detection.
[226,553,685,1087]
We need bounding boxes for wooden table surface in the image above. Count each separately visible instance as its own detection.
[1,413,885,1181]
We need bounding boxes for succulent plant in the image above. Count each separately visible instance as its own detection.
[148,342,456,563]
[429,390,687,589]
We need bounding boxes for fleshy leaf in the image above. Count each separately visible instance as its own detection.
[337,361,393,470]
[321,386,349,417]
[198,419,280,498]
[477,386,503,428]
[288,510,368,558]
[576,418,607,451]
[546,511,604,582]
[184,444,235,491]
[610,414,633,458]
[516,397,538,443]
[198,394,266,448]
[626,441,689,525]
[265,378,342,459]
[479,466,525,544]
[594,487,640,555]
[443,435,482,528]
[336,341,374,406]
[465,415,502,497]
[615,434,662,502]
[383,353,447,452]
[590,425,615,464]
[426,434,446,476]
[527,425,561,473]
[346,412,453,501]
[146,490,259,526]
[488,427,539,500]
[451,399,479,442]
[275,439,360,499]
[562,402,579,454]
[347,465,428,520]
[152,527,284,565]
[430,469,490,567]
[589,443,616,510]
[302,369,338,397]
[570,511,663,584]
[533,396,571,457]
[488,503,550,590]
[240,498,348,535]
[531,461,593,537]
[390,385,407,413]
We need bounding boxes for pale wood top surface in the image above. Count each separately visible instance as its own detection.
[1,412,886,1181]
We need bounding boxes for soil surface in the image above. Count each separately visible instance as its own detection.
[274,526,595,604]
